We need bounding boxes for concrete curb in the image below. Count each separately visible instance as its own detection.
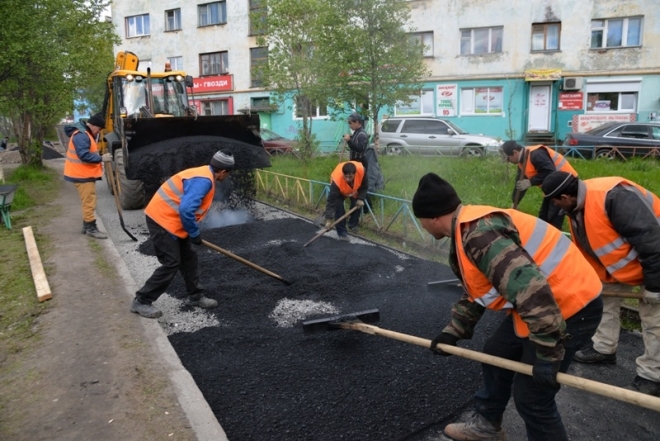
[96,215,228,441]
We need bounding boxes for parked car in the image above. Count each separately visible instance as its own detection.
[378,117,503,157]
[259,128,296,155]
[563,122,660,159]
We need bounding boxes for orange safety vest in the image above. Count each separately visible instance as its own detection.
[569,177,660,285]
[330,161,365,198]
[64,130,102,180]
[455,205,601,338]
[144,166,216,238]
[521,145,577,186]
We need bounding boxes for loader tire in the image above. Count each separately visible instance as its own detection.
[116,149,147,210]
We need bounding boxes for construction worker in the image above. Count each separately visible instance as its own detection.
[413,173,603,441]
[324,161,368,240]
[130,150,235,319]
[63,113,108,239]
[502,141,577,230]
[542,171,660,396]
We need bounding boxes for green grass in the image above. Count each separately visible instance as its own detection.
[0,165,60,354]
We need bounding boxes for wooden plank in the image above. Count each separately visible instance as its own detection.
[22,226,52,302]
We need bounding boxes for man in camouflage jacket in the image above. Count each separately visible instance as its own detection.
[413,173,603,441]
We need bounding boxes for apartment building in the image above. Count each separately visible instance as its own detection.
[110,0,660,150]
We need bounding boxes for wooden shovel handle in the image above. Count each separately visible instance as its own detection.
[303,205,360,248]
[339,322,660,413]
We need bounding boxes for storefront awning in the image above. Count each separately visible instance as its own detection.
[524,68,562,81]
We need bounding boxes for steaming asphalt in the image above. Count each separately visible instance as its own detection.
[89,173,660,441]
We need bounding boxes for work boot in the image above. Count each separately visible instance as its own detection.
[187,295,218,309]
[130,298,163,319]
[627,376,660,396]
[81,222,87,234]
[444,412,507,441]
[573,346,616,364]
[337,234,350,242]
[84,220,108,239]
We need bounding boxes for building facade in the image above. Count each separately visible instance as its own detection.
[110,0,660,151]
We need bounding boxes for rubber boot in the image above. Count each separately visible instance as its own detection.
[84,220,107,239]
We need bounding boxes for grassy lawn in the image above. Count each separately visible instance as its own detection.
[0,165,60,355]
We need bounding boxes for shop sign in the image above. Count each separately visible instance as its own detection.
[573,113,636,133]
[436,84,457,117]
[192,75,233,93]
[524,68,562,81]
[558,92,583,110]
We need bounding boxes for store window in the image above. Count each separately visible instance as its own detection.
[460,27,502,55]
[126,14,150,38]
[198,2,227,27]
[460,87,503,115]
[531,23,560,51]
[585,80,640,113]
[202,100,230,116]
[591,17,642,48]
[410,32,434,57]
[394,90,434,116]
[200,51,228,76]
[165,9,181,31]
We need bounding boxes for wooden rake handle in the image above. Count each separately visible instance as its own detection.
[339,321,660,413]
[303,205,360,248]
[202,239,291,285]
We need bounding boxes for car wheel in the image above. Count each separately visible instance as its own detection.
[462,146,484,157]
[595,148,616,160]
[386,145,403,156]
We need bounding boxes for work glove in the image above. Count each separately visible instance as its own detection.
[515,179,532,191]
[189,234,203,245]
[430,332,459,356]
[102,153,112,162]
[532,359,561,388]
[642,289,660,304]
[356,199,365,208]
[324,219,333,229]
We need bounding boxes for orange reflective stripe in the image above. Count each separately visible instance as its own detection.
[455,205,601,337]
[521,145,577,184]
[144,166,216,238]
[330,161,365,197]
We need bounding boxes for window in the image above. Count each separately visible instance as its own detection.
[294,96,327,118]
[202,100,229,116]
[460,87,503,115]
[168,56,183,71]
[251,97,271,108]
[410,32,434,57]
[250,47,268,88]
[198,2,227,27]
[200,52,228,76]
[395,90,434,116]
[531,23,560,51]
[460,27,502,55]
[165,9,181,31]
[591,17,642,48]
[586,92,637,112]
[249,0,266,36]
[126,14,150,38]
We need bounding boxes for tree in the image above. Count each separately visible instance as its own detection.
[255,0,331,164]
[318,0,429,150]
[0,0,117,166]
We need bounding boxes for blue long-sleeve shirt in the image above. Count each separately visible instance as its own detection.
[179,169,214,238]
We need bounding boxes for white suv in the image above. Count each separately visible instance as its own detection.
[379,117,502,156]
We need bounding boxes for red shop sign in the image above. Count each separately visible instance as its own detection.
[559,92,583,110]
[192,75,234,93]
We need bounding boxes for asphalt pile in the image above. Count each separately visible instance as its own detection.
[141,217,506,441]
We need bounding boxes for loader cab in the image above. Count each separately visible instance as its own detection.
[115,74,189,118]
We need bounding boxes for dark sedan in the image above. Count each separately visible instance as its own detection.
[563,122,660,159]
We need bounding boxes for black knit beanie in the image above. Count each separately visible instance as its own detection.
[541,171,577,199]
[412,173,462,218]
[87,113,106,128]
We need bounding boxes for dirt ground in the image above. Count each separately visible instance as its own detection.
[0,161,197,441]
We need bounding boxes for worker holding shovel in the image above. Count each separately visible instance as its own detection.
[542,171,660,396]
[412,173,603,441]
[130,150,235,319]
[323,161,368,241]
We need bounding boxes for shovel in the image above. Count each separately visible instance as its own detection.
[202,239,292,285]
[302,310,660,413]
[103,156,137,241]
[303,205,360,248]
